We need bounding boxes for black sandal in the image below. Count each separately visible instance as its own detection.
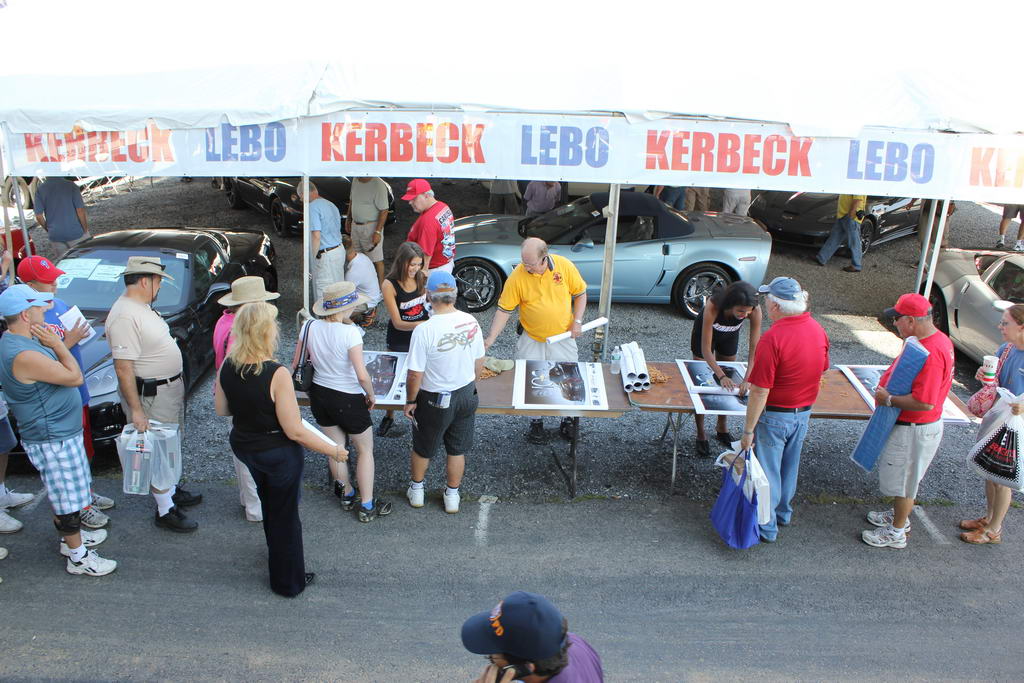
[695,439,711,457]
[716,431,736,447]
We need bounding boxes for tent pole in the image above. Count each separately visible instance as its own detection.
[0,134,16,268]
[922,199,949,296]
[0,123,30,259]
[913,199,938,293]
[593,183,620,362]
[302,173,310,319]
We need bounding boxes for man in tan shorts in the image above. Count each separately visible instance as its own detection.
[345,177,390,284]
[107,257,202,533]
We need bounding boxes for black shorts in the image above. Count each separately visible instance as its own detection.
[308,383,372,435]
[412,381,478,459]
[690,331,740,359]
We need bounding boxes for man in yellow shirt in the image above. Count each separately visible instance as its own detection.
[484,237,587,443]
[815,194,866,273]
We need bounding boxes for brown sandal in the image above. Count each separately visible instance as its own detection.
[960,528,1002,544]
[958,516,990,531]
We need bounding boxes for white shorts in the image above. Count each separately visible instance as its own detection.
[878,421,943,499]
[429,261,454,275]
[515,333,578,362]
[350,222,384,262]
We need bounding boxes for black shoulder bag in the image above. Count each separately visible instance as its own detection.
[293,320,315,392]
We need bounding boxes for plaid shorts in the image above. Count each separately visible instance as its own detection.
[23,434,92,515]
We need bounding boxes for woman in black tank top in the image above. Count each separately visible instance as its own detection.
[379,242,430,436]
[214,302,348,598]
[691,281,762,457]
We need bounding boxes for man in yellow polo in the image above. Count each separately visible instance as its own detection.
[483,237,587,443]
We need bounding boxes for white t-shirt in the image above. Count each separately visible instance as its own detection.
[304,319,365,395]
[407,310,484,393]
[345,252,382,307]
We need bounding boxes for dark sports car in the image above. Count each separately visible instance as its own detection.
[52,227,277,445]
[224,176,396,237]
[749,192,934,254]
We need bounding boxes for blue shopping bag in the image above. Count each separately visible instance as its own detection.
[710,451,760,549]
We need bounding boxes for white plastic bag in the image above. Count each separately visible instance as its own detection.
[716,447,771,525]
[116,421,182,495]
[968,388,1024,491]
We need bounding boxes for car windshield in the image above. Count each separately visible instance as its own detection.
[55,249,189,314]
[521,197,599,241]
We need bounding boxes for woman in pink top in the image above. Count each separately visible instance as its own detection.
[215,277,280,522]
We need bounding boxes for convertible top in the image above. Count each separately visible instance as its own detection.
[589,192,695,239]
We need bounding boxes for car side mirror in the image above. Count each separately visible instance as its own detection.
[206,282,231,304]
[571,236,595,252]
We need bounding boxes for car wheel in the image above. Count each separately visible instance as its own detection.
[1,176,32,209]
[672,263,732,318]
[262,267,279,294]
[859,217,877,256]
[454,258,503,312]
[225,180,246,209]
[929,287,949,334]
[270,198,288,237]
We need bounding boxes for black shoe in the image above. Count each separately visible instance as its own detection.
[341,490,358,512]
[527,420,547,445]
[377,416,394,437]
[333,480,344,499]
[155,506,198,533]
[715,431,736,447]
[695,439,711,457]
[172,487,202,508]
[304,572,316,586]
[842,265,861,273]
[558,418,577,441]
[357,498,393,523]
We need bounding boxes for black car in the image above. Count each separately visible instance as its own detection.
[50,227,277,446]
[749,192,930,254]
[223,176,396,237]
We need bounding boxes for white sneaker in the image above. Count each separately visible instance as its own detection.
[443,489,461,514]
[66,549,117,576]
[861,525,907,549]
[1015,240,1024,253]
[0,509,23,534]
[59,528,108,556]
[866,509,911,533]
[0,488,34,509]
[80,506,110,529]
[91,492,115,510]
[406,486,424,508]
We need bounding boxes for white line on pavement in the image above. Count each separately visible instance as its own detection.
[913,505,951,545]
[475,495,498,546]
[18,487,49,514]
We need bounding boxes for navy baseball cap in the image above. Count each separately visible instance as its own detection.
[426,270,457,293]
[757,276,802,301]
[0,284,54,316]
[461,591,565,661]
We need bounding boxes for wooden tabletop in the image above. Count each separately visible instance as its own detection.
[476,364,632,418]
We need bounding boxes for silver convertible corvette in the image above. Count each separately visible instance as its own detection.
[452,192,772,318]
[928,249,1024,363]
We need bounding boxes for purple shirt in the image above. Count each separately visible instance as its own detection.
[524,181,562,215]
[549,633,603,682]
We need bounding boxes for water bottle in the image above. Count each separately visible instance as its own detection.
[610,346,621,374]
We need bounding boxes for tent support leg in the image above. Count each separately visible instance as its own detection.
[593,183,620,362]
[913,200,938,294]
[922,200,950,297]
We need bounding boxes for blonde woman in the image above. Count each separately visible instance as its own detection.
[297,281,391,522]
[215,302,347,597]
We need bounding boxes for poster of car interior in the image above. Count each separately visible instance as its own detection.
[837,364,973,424]
[363,351,408,406]
[513,360,608,411]
[677,360,751,416]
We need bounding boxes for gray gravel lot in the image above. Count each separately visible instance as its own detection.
[31,178,1016,511]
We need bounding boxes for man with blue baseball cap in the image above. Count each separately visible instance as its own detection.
[739,277,830,543]
[461,590,603,682]
[0,285,117,576]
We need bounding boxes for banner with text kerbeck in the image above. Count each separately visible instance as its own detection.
[5,112,1024,203]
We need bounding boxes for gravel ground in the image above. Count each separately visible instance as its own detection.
[29,178,1014,510]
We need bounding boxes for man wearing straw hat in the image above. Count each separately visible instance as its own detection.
[214,276,281,523]
[107,256,202,533]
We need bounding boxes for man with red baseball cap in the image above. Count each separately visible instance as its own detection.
[17,255,116,528]
[862,292,954,549]
[403,179,456,275]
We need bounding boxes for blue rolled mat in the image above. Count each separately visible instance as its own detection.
[850,337,930,473]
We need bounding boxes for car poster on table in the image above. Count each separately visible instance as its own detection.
[836,364,974,424]
[513,360,608,411]
[363,351,409,406]
[677,359,750,416]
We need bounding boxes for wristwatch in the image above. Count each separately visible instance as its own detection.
[574,319,583,324]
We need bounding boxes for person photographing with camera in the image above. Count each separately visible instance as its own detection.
[815,194,867,273]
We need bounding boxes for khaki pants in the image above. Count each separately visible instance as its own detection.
[515,333,578,362]
[685,187,711,212]
[350,222,384,262]
[314,246,347,301]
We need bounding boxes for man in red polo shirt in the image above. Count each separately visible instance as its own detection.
[739,277,830,542]
[862,293,953,549]
[403,179,456,275]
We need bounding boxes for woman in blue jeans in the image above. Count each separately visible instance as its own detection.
[215,302,348,597]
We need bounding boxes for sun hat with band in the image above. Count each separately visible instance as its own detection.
[461,591,566,661]
[0,283,54,316]
[218,276,280,307]
[313,281,369,318]
[124,256,174,280]
[16,255,64,284]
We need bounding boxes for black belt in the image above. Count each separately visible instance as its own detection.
[136,373,182,396]
[895,419,940,427]
[765,405,812,413]
[315,245,340,259]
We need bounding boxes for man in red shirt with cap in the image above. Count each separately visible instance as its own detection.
[862,292,953,549]
[403,179,456,275]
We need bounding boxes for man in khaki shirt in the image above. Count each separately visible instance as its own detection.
[345,177,390,284]
[107,257,202,533]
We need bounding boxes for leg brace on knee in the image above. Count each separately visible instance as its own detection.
[53,511,82,534]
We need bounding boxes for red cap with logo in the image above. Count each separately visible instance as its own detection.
[16,255,65,284]
[401,178,432,201]
[883,293,931,318]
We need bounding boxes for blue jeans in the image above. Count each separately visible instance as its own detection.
[754,410,811,540]
[816,216,862,270]
[659,186,686,210]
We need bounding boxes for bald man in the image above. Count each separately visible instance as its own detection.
[483,238,587,444]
